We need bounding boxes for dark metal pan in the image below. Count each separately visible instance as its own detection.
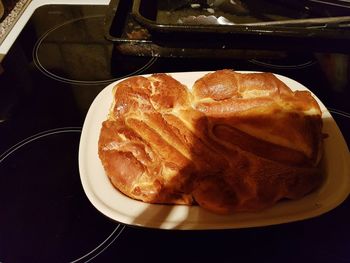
[104,0,350,57]
[130,0,350,39]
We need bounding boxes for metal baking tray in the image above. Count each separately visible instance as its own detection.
[104,0,350,57]
[131,0,350,38]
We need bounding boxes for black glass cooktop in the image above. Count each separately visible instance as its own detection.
[0,4,350,263]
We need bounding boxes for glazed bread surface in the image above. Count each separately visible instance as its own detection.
[98,70,323,214]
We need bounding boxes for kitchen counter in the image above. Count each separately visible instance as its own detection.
[0,0,30,44]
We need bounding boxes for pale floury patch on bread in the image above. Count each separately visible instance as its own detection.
[98,70,323,214]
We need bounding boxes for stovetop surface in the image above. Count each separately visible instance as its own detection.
[0,4,350,263]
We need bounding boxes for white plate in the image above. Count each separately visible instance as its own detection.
[78,71,350,230]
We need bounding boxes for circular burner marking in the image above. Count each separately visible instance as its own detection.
[33,15,157,85]
[249,56,317,69]
[0,127,81,163]
[0,127,124,262]
[328,108,350,119]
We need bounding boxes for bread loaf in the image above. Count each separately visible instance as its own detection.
[98,70,323,214]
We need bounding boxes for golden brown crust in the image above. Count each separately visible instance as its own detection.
[98,70,324,214]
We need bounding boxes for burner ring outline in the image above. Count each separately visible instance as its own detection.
[328,108,350,119]
[0,127,125,262]
[32,15,157,85]
[70,224,125,263]
[249,58,317,69]
[0,127,82,163]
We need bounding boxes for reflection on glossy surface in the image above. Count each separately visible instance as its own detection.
[316,53,350,92]
[33,13,157,84]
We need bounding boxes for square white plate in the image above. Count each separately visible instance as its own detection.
[78,71,350,230]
